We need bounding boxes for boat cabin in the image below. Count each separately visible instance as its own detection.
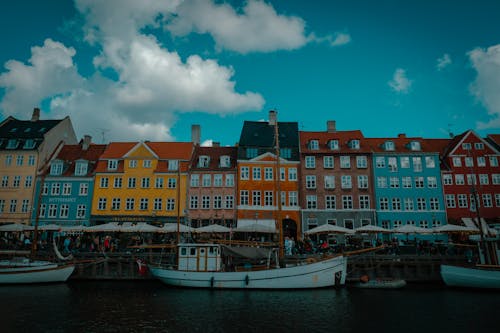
[177,243,223,272]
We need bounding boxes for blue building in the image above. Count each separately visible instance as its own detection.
[31,136,106,226]
[368,135,447,237]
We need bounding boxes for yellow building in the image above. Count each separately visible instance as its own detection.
[0,108,77,225]
[91,141,194,225]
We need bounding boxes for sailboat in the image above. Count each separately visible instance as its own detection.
[149,113,348,289]
[0,175,75,284]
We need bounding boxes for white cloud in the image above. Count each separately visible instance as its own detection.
[388,68,412,94]
[436,53,452,71]
[167,0,350,53]
[469,44,500,129]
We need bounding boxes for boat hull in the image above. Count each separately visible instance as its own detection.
[441,264,500,289]
[150,256,347,289]
[0,262,75,284]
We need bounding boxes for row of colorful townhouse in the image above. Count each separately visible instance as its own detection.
[1,109,499,239]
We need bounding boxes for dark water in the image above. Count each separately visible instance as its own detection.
[1,281,499,333]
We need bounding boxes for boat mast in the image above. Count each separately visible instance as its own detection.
[176,162,181,244]
[31,173,45,259]
[273,112,284,258]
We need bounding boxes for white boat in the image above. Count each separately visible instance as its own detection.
[440,264,500,289]
[0,257,75,284]
[149,243,347,289]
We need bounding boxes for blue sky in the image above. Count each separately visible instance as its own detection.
[1,0,499,146]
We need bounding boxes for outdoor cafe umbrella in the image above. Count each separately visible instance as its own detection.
[355,225,391,234]
[120,222,160,233]
[159,223,195,233]
[59,225,88,233]
[85,222,122,233]
[233,223,277,233]
[37,224,62,231]
[195,224,231,233]
[432,224,480,234]
[0,223,34,232]
[392,224,434,234]
[304,224,355,235]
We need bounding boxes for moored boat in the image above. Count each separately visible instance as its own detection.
[440,264,500,289]
[352,277,406,289]
[0,257,75,284]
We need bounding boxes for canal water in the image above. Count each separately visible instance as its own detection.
[1,281,499,333]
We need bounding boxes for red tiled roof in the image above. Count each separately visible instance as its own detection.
[54,143,107,176]
[299,130,368,153]
[365,136,450,153]
[191,146,238,169]
[487,134,500,145]
[100,142,137,159]
[147,142,194,159]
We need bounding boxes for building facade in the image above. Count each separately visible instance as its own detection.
[0,108,77,225]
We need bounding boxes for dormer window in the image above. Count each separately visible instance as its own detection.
[6,139,18,149]
[23,139,36,149]
[75,161,88,176]
[246,148,258,159]
[220,155,230,168]
[50,161,63,176]
[349,139,360,149]
[198,156,210,168]
[168,160,178,171]
[384,141,395,151]
[308,140,319,150]
[410,141,421,151]
[107,160,118,170]
[328,140,339,150]
[280,148,291,159]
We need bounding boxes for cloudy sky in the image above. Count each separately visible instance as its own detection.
[0,0,499,145]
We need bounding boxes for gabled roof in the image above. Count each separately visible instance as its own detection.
[299,130,368,153]
[485,134,500,152]
[0,116,65,150]
[444,130,498,157]
[191,146,238,170]
[99,142,137,159]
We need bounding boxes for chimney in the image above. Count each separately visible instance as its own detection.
[212,142,220,147]
[82,135,92,150]
[191,124,201,146]
[31,108,40,122]
[269,110,277,126]
[327,120,336,133]
[398,133,406,138]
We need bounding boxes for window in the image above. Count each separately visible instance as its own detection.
[429,198,439,210]
[190,196,198,209]
[455,174,465,185]
[289,192,298,206]
[390,177,399,188]
[100,177,109,188]
[202,196,210,209]
[252,167,261,180]
[358,175,368,189]
[79,183,88,196]
[246,148,258,158]
[483,194,492,208]
[307,218,318,230]
[288,168,297,181]
[220,155,231,167]
[141,177,150,188]
[48,204,57,217]
[377,177,387,188]
[168,160,178,171]
[306,195,317,209]
[414,177,424,188]
[477,157,486,167]
[305,156,316,168]
[190,175,199,187]
[77,205,86,218]
[1,176,8,188]
[140,198,149,210]
[211,195,222,209]
[198,156,210,168]
[126,198,135,210]
[107,160,118,170]
[327,219,337,226]
[16,155,24,166]
[5,155,12,166]
[50,162,63,176]
[420,221,429,229]
[446,195,456,208]
[323,156,334,168]
[309,140,319,150]
[240,166,249,180]
[425,156,435,168]
[496,194,500,207]
[214,174,223,186]
[385,141,395,151]
[225,196,234,209]
[412,157,422,172]
[202,174,211,187]
[400,157,410,168]
[240,191,249,206]
[427,177,437,188]
[225,174,235,187]
[443,174,452,185]
[479,174,489,185]
[28,155,35,166]
[467,174,477,185]
[166,198,175,211]
[75,161,88,176]
[392,198,401,211]
[168,178,177,188]
[155,177,164,188]
[341,175,352,189]
[404,198,414,211]
[388,157,397,172]
[379,198,389,210]
[465,157,473,167]
[328,140,339,150]
[24,139,35,149]
[13,176,20,188]
[452,157,461,167]
[112,198,121,210]
[340,156,351,168]
[128,177,136,188]
[325,195,336,209]
[154,198,162,211]
[264,167,273,180]
[6,139,18,149]
[143,160,152,168]
[342,196,353,209]
[359,195,370,209]
[21,199,30,213]
[252,191,261,206]
[356,156,367,168]
[462,143,472,150]
[51,183,60,195]
[129,160,137,168]
[62,183,71,195]
[489,156,498,167]
[493,174,500,185]
[402,176,412,188]
[349,140,360,149]
[457,194,468,208]
[470,194,478,211]
[25,176,32,188]
[264,191,273,206]
[417,198,426,211]
[280,167,285,181]
[98,198,107,210]
[376,157,385,168]
[475,142,484,150]
[306,175,316,189]
[410,141,421,151]
[324,175,335,189]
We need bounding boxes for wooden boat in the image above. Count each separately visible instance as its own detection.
[352,277,406,289]
[0,257,75,284]
[440,264,500,289]
[149,243,347,289]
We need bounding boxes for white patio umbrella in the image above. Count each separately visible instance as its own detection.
[159,223,195,233]
[432,224,480,234]
[233,223,277,233]
[355,225,391,234]
[85,222,122,233]
[195,224,231,233]
[37,224,62,231]
[392,224,433,234]
[120,223,161,233]
[304,224,355,235]
[59,225,87,232]
[0,223,34,232]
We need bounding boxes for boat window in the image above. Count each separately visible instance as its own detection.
[190,248,196,256]
[200,248,205,255]
[209,247,214,254]
[180,248,187,256]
